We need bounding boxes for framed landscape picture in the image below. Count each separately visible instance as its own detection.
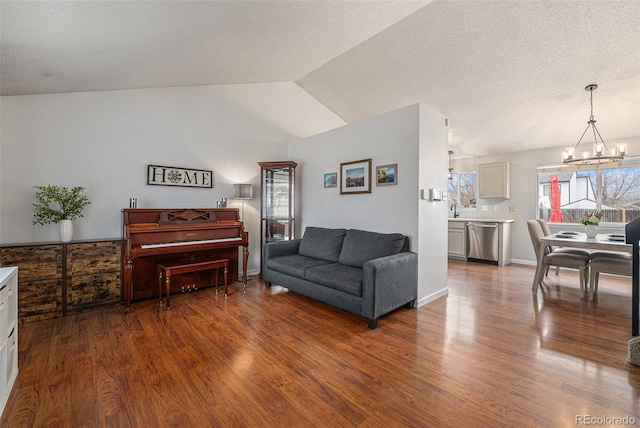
[340,158,372,195]
[376,163,397,186]
[324,172,337,188]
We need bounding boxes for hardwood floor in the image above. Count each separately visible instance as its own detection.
[1,260,639,427]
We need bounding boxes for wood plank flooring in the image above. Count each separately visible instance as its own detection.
[1,260,639,427]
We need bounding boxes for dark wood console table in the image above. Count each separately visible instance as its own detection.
[0,239,121,323]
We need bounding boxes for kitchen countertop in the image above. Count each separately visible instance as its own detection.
[448,218,515,223]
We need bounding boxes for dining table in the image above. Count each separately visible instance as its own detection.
[532,231,632,294]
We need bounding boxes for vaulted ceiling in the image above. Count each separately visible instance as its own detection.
[2,0,639,158]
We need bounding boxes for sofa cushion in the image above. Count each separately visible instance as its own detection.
[338,229,406,268]
[305,263,363,297]
[267,255,332,278]
[298,227,347,263]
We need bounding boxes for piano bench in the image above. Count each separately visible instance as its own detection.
[157,259,230,310]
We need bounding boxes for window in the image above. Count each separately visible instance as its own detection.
[537,161,640,224]
[448,171,477,209]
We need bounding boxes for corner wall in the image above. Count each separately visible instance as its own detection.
[417,106,450,306]
[288,103,449,306]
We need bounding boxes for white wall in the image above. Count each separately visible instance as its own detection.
[288,103,449,306]
[289,104,419,239]
[451,137,639,265]
[417,106,450,306]
[0,82,346,275]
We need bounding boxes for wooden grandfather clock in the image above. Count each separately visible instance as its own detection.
[258,161,297,275]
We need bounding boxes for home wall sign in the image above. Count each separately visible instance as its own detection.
[147,165,213,188]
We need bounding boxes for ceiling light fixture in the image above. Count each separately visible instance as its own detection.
[448,150,454,180]
[562,84,626,165]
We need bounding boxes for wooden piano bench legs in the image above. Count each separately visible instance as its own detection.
[157,259,230,310]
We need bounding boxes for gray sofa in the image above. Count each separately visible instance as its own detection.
[262,227,418,328]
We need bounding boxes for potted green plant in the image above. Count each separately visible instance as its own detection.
[32,185,91,242]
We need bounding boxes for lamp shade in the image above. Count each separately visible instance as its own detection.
[232,184,253,200]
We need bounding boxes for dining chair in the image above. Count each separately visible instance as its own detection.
[536,219,591,276]
[537,218,554,237]
[527,220,591,297]
[588,252,632,300]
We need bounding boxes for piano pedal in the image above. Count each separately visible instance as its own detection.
[181,282,196,292]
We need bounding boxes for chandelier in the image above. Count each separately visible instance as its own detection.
[562,84,626,165]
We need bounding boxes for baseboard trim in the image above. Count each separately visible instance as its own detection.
[416,287,448,308]
[511,258,536,267]
[244,269,261,278]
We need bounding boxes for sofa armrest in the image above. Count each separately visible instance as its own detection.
[262,239,302,281]
[361,252,418,321]
[263,239,302,260]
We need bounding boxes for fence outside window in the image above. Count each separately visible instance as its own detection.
[537,159,640,225]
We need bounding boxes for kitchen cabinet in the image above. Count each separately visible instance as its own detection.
[447,221,467,259]
[0,267,18,416]
[479,161,510,199]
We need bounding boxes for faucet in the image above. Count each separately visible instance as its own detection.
[450,202,459,218]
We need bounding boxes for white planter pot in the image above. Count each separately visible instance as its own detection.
[59,220,73,242]
[585,224,597,238]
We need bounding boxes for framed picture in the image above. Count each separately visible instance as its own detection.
[340,159,372,194]
[324,172,337,188]
[376,163,397,186]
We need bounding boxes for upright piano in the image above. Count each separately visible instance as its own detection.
[122,208,249,311]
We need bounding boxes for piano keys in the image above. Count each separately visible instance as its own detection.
[122,208,249,311]
[140,237,242,249]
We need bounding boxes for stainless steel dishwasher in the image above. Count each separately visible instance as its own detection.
[466,222,499,264]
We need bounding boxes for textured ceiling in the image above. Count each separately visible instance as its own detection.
[1,0,639,158]
[298,0,640,157]
[0,0,427,93]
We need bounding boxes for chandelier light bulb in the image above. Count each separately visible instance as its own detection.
[595,143,603,156]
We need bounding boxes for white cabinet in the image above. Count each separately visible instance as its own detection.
[0,267,18,417]
[479,161,510,199]
[448,221,467,259]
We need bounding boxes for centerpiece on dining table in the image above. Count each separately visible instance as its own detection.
[579,211,602,238]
